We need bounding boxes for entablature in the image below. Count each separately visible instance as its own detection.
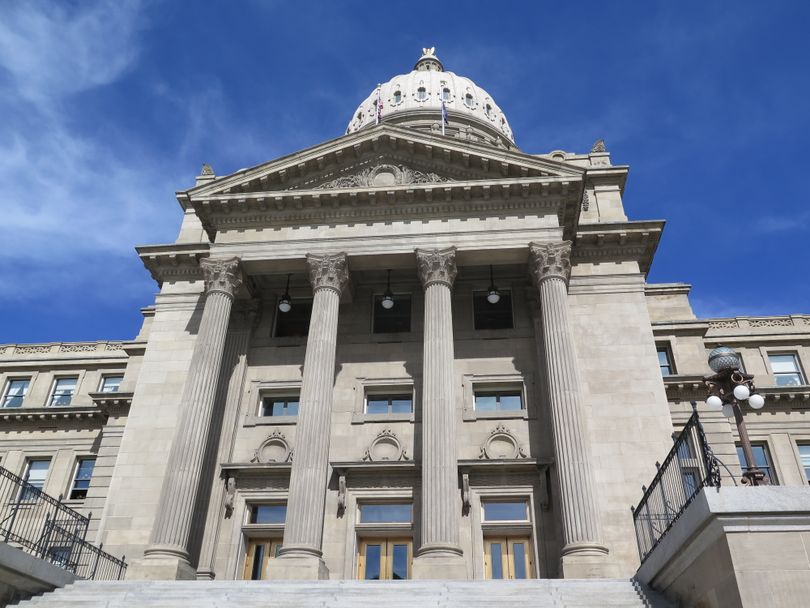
[573,220,664,275]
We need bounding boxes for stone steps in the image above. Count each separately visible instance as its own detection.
[16,579,674,607]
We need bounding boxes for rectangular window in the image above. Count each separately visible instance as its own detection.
[769,354,805,387]
[798,444,810,484]
[99,375,123,393]
[358,503,412,524]
[657,346,675,376]
[250,503,287,524]
[21,459,50,501]
[373,294,411,333]
[260,395,299,417]
[474,390,523,413]
[69,458,96,500]
[49,377,77,406]
[736,444,777,484]
[365,393,413,415]
[2,378,29,408]
[482,500,529,522]
[274,298,312,338]
[473,290,513,330]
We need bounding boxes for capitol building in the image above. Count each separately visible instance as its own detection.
[1,50,809,608]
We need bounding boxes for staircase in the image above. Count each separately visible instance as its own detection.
[15,579,674,607]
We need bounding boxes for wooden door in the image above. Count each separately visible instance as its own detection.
[243,539,282,580]
[484,536,534,580]
[357,538,412,580]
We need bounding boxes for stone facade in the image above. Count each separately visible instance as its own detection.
[1,51,808,593]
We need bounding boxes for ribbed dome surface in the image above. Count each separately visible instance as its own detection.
[346,49,514,146]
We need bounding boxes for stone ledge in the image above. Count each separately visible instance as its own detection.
[0,542,76,605]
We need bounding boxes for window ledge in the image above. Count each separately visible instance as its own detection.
[244,415,298,427]
[462,409,528,422]
[351,412,415,425]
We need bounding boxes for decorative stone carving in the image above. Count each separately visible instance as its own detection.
[582,191,590,212]
[362,428,409,462]
[709,319,739,329]
[478,424,528,460]
[200,163,215,176]
[223,475,236,518]
[461,473,470,514]
[252,430,293,464]
[591,139,606,153]
[15,345,52,355]
[416,247,457,288]
[528,241,573,286]
[317,164,452,189]
[306,253,349,294]
[201,257,243,298]
[60,343,97,353]
[337,472,347,516]
[749,318,793,328]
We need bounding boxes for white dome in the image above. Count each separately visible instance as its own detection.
[346,49,515,146]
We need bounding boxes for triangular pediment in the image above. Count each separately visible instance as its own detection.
[184,124,585,203]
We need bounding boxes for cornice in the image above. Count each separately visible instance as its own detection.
[0,405,113,424]
[136,242,210,286]
[0,341,129,362]
[573,220,664,275]
[664,376,810,408]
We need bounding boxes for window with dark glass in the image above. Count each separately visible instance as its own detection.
[2,378,29,408]
[416,86,427,100]
[69,458,95,500]
[250,503,287,524]
[274,298,312,338]
[393,90,402,104]
[366,393,413,415]
[736,444,777,483]
[442,87,450,101]
[260,396,299,417]
[373,294,411,333]
[474,390,523,413]
[473,290,513,330]
[657,346,675,376]
[20,459,49,501]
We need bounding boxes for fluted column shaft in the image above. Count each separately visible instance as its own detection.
[146,257,243,562]
[529,242,606,557]
[416,247,461,556]
[280,253,348,558]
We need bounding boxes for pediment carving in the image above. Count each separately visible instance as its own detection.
[479,424,528,460]
[313,163,453,190]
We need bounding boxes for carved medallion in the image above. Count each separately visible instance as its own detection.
[362,428,409,462]
[316,164,452,190]
[252,430,293,464]
[479,424,528,460]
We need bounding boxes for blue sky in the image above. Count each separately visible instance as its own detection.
[0,1,808,342]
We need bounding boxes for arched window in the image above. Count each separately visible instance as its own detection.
[464,93,474,108]
[393,90,402,104]
[442,87,451,101]
[417,86,427,101]
[485,103,493,118]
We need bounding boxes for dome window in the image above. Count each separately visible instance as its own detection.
[393,90,402,104]
[464,93,474,108]
[485,103,493,118]
[442,87,451,101]
[417,86,427,101]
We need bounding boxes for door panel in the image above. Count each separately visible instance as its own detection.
[484,536,533,580]
[243,539,282,580]
[358,538,412,580]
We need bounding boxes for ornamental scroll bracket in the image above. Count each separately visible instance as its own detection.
[337,472,347,517]
[223,474,236,519]
[462,472,471,515]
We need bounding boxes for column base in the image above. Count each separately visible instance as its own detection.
[267,555,330,580]
[412,546,468,580]
[559,542,617,578]
[126,555,197,580]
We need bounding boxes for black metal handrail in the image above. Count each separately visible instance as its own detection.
[631,409,721,562]
[0,464,126,579]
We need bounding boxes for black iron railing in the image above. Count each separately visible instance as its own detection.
[0,464,126,579]
[632,409,721,562]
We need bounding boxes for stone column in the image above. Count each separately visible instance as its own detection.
[132,257,243,580]
[269,253,349,580]
[528,241,609,578]
[412,247,467,580]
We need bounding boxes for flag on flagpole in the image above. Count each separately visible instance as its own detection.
[376,85,382,125]
[441,100,448,135]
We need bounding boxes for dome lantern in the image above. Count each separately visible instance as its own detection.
[414,47,444,72]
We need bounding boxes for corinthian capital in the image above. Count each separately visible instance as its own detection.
[306,253,349,294]
[201,257,243,297]
[416,247,457,288]
[528,241,572,286]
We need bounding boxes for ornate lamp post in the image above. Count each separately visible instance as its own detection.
[704,346,768,486]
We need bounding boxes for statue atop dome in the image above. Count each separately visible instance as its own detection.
[415,47,444,72]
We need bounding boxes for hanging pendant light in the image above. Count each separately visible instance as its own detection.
[278,273,292,312]
[381,269,395,310]
[487,265,501,304]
